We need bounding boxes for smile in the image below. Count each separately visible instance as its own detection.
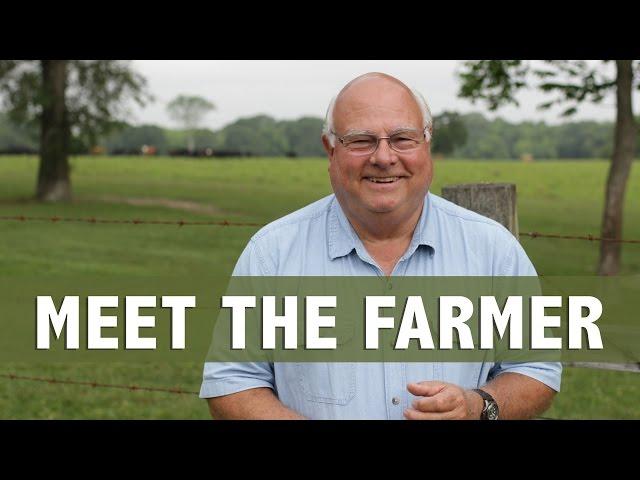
[364,176,402,184]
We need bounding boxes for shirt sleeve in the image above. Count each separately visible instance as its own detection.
[490,228,563,392]
[199,238,276,399]
[486,361,562,392]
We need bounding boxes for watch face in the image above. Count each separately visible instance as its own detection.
[486,403,499,420]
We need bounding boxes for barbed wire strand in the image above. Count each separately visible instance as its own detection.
[521,231,640,244]
[1,215,639,244]
[0,215,262,227]
[0,373,198,395]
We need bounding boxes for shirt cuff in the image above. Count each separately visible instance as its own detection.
[199,378,275,399]
[489,362,562,392]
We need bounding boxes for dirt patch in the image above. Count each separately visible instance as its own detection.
[92,195,225,216]
[0,195,227,217]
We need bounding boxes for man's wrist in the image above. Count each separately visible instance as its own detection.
[466,389,486,419]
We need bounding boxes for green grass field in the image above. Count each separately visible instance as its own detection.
[1,155,639,419]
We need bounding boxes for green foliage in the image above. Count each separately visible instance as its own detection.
[280,117,325,156]
[2,109,633,159]
[166,95,216,152]
[458,60,530,110]
[167,128,225,152]
[0,60,151,148]
[452,113,617,160]
[0,112,38,152]
[458,60,625,117]
[431,111,468,156]
[555,121,613,158]
[221,115,290,155]
[104,124,169,154]
[166,95,215,129]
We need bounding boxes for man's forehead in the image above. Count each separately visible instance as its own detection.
[333,75,422,129]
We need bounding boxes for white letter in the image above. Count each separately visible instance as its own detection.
[365,296,395,349]
[125,296,157,350]
[87,296,119,349]
[531,296,562,349]
[439,296,474,349]
[569,296,603,349]
[221,296,256,349]
[36,296,79,349]
[305,296,336,349]
[162,296,196,349]
[262,296,297,349]
[395,296,434,349]
[480,296,523,349]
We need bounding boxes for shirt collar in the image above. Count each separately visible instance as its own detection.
[328,193,438,261]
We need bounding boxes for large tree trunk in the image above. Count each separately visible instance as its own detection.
[37,60,71,202]
[598,60,637,275]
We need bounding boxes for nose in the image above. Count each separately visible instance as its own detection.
[369,137,397,168]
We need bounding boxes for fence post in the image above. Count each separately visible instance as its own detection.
[441,183,519,238]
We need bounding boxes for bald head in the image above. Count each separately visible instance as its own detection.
[338,72,411,98]
[323,72,432,145]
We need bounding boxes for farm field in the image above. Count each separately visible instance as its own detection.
[1,155,639,419]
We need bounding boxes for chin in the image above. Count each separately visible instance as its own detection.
[366,198,400,213]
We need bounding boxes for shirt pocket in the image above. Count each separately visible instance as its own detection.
[295,322,357,405]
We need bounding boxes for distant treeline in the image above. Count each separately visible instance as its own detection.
[1,111,638,159]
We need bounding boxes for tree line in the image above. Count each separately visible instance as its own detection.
[2,110,637,159]
[1,60,637,275]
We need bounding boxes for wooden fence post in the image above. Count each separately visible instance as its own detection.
[441,183,519,238]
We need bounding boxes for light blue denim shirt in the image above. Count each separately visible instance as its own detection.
[200,192,562,419]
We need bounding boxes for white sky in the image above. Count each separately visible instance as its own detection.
[130,60,627,130]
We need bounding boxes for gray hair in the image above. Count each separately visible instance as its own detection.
[322,87,433,147]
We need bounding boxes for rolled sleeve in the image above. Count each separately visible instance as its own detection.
[488,361,563,392]
[199,361,275,398]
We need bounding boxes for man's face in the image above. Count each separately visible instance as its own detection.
[324,78,433,218]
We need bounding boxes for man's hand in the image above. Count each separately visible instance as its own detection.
[404,381,484,420]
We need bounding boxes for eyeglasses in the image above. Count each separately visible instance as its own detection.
[331,126,429,155]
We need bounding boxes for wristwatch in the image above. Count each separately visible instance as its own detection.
[473,389,499,420]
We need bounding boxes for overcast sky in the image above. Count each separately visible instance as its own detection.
[130,60,628,130]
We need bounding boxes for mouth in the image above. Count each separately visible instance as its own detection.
[363,176,404,184]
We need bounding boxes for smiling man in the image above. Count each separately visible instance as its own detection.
[199,72,562,420]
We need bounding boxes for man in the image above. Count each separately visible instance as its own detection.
[199,72,561,419]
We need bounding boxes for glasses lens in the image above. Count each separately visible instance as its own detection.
[342,134,377,153]
[390,131,423,151]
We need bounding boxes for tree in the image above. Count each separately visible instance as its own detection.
[280,117,325,157]
[166,95,215,153]
[104,124,168,154]
[458,60,638,275]
[431,111,468,156]
[221,115,289,156]
[0,60,149,201]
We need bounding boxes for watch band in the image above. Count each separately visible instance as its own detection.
[472,388,499,420]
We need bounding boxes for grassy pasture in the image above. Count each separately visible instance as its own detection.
[1,155,639,418]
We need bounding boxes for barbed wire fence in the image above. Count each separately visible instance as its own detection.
[2,182,639,413]
[2,212,639,399]
[1,215,639,244]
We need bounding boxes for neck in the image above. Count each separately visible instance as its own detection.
[341,198,425,244]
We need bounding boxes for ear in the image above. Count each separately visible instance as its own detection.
[425,126,433,144]
[321,134,335,159]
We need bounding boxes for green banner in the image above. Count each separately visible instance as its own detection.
[1,274,638,363]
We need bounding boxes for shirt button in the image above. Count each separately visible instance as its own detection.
[392,397,400,405]
[387,282,393,290]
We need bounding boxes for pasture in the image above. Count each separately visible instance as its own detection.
[1,155,639,418]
